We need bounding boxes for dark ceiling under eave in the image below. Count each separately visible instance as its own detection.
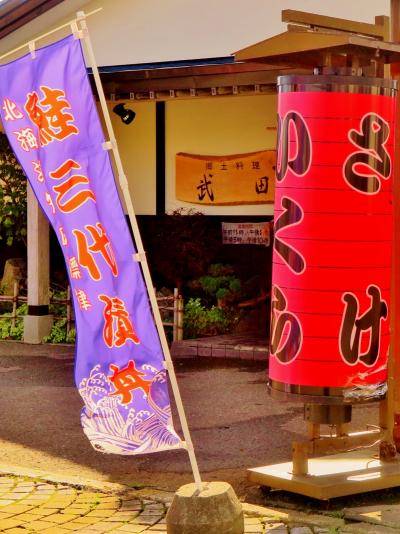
[0,0,65,40]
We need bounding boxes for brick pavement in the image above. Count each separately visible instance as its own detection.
[0,474,397,533]
[0,475,166,533]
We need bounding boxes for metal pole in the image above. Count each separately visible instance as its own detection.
[76,11,203,491]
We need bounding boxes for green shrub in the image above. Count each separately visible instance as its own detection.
[183,297,239,339]
[43,289,75,344]
[0,303,26,340]
[49,289,68,316]
[183,298,208,338]
[66,327,76,344]
[43,319,76,344]
[0,292,77,344]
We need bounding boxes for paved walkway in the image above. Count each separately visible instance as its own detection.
[0,341,399,533]
[0,472,398,533]
[0,474,165,533]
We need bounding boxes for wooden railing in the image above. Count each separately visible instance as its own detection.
[0,282,184,342]
[157,288,184,342]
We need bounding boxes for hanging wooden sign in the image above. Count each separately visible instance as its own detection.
[176,150,276,205]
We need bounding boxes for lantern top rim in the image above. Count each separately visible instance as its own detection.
[277,74,397,95]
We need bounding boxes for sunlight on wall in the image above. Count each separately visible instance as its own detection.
[103,100,157,215]
[165,94,277,216]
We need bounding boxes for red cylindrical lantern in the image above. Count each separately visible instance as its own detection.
[269,75,396,404]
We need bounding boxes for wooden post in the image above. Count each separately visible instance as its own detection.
[380,398,389,431]
[177,293,184,341]
[66,285,72,335]
[307,422,320,440]
[173,287,178,342]
[292,441,309,476]
[11,280,18,330]
[23,184,53,343]
[391,1,400,445]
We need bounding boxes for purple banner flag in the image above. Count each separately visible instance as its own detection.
[0,35,183,454]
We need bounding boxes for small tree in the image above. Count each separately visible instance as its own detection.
[0,132,27,246]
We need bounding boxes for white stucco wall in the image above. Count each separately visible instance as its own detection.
[0,0,392,216]
[102,94,277,216]
[104,101,157,215]
[0,0,390,66]
[165,94,277,216]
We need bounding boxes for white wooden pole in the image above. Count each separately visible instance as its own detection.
[76,11,203,491]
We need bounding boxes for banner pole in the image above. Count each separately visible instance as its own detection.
[76,11,203,492]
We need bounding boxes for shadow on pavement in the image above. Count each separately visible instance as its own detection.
[0,340,381,507]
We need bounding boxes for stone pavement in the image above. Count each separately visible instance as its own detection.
[0,473,399,533]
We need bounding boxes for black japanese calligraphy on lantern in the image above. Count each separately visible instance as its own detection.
[270,285,302,364]
[343,112,391,194]
[276,111,312,182]
[273,196,305,274]
[339,285,388,367]
[255,176,269,194]
[197,174,214,201]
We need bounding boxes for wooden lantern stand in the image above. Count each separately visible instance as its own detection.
[248,403,400,500]
[235,9,400,500]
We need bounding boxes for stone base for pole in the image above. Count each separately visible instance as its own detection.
[166,481,244,534]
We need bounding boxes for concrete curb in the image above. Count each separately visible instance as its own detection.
[171,335,269,362]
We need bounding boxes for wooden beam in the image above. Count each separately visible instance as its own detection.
[99,69,287,95]
[235,31,400,67]
[376,15,390,42]
[282,9,386,39]
[391,1,400,43]
[98,62,281,84]
[311,430,384,456]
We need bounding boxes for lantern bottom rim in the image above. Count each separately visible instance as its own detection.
[269,380,385,405]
